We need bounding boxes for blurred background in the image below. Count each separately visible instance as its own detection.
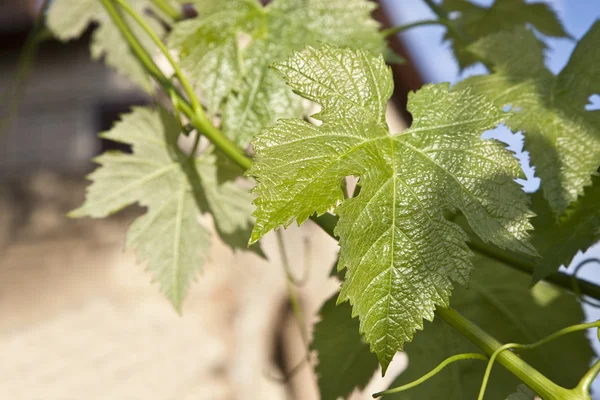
[0,0,598,399]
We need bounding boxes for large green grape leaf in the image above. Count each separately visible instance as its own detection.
[530,175,600,281]
[456,23,600,215]
[312,295,379,400]
[47,0,164,91]
[70,107,255,310]
[385,256,593,400]
[168,0,386,148]
[441,0,569,70]
[249,45,536,371]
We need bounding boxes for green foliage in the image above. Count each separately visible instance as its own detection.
[442,0,569,70]
[456,23,600,216]
[35,1,600,398]
[388,256,592,399]
[47,0,165,91]
[70,107,255,310]
[167,0,386,147]
[312,256,592,399]
[312,296,379,400]
[531,176,600,281]
[250,45,536,371]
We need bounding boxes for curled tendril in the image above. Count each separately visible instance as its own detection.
[372,353,488,398]
[275,230,312,287]
[571,258,600,308]
[477,320,600,400]
[263,351,312,384]
[375,320,600,399]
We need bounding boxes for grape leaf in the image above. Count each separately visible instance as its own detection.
[168,0,386,148]
[249,45,536,371]
[385,256,593,400]
[456,23,600,215]
[530,175,600,282]
[312,295,379,400]
[47,0,164,91]
[442,0,569,70]
[69,107,255,310]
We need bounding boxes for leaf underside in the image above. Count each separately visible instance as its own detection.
[312,296,379,400]
[456,23,600,216]
[47,0,164,92]
[70,107,255,310]
[442,0,569,70]
[530,175,600,281]
[250,45,536,371]
[168,0,387,148]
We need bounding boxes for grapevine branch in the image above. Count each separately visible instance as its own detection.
[100,1,599,398]
[1,0,52,136]
[150,0,181,21]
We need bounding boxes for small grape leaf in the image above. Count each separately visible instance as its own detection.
[47,0,164,91]
[456,23,600,215]
[442,0,569,70]
[506,385,536,400]
[249,45,536,371]
[70,107,256,310]
[312,295,379,400]
[386,256,593,400]
[168,0,387,148]
[530,175,600,282]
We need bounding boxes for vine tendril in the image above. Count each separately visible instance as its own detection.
[477,320,600,400]
[571,258,600,308]
[372,353,488,398]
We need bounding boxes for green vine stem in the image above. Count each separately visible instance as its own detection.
[102,2,600,397]
[276,230,309,343]
[372,353,488,398]
[1,0,52,136]
[381,19,447,38]
[150,0,181,21]
[100,0,250,170]
[469,236,600,302]
[577,358,600,395]
[112,0,201,113]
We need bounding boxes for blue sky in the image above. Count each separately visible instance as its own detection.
[381,0,600,393]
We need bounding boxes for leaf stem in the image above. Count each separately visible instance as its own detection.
[112,0,201,113]
[381,19,447,38]
[276,231,310,353]
[468,236,600,302]
[576,358,600,396]
[150,0,181,21]
[1,0,52,136]
[372,353,488,398]
[100,0,250,171]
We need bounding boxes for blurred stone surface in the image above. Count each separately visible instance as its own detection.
[0,171,405,400]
